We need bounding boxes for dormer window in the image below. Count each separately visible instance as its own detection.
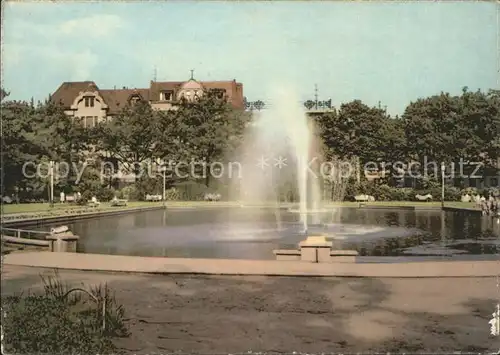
[130,95,141,105]
[213,89,226,99]
[160,91,173,101]
[84,96,95,107]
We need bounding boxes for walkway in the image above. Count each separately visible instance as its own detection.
[3,265,498,353]
[3,252,498,277]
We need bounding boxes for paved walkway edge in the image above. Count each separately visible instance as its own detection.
[2,252,498,278]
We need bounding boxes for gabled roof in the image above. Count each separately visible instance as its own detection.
[51,78,244,112]
[51,81,99,108]
[100,88,150,114]
[203,80,244,108]
[149,81,183,101]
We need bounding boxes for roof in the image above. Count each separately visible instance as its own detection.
[149,81,183,102]
[51,81,99,108]
[51,79,244,111]
[100,88,150,114]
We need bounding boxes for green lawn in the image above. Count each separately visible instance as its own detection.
[2,201,164,215]
[324,201,478,209]
[1,200,479,215]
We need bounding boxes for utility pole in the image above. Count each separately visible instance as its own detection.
[153,66,157,82]
[314,84,318,110]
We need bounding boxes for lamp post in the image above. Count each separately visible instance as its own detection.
[49,160,54,208]
[441,162,445,209]
[162,166,166,208]
[157,158,166,208]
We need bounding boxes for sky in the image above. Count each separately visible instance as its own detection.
[1,1,498,116]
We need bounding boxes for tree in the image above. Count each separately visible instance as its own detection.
[404,92,461,167]
[304,100,315,110]
[253,100,265,111]
[1,88,10,101]
[157,90,249,187]
[96,101,163,182]
[314,100,399,163]
[403,89,500,180]
[0,94,48,197]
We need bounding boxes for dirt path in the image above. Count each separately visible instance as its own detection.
[2,265,499,353]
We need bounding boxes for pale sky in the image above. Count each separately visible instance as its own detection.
[1,1,498,115]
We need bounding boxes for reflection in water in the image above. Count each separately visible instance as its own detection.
[36,207,500,260]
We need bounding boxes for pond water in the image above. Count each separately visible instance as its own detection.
[39,207,500,261]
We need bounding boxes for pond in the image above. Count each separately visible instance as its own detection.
[40,207,500,261]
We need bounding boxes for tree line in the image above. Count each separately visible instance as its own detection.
[314,87,500,186]
[1,86,499,201]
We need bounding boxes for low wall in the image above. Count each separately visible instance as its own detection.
[442,206,483,214]
[359,205,442,211]
[1,235,50,247]
[2,206,166,228]
[4,252,498,277]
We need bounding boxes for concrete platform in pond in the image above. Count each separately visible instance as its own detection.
[2,251,499,278]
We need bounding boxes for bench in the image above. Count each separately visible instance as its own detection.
[111,199,128,207]
[146,194,162,202]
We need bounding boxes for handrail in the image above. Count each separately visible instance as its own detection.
[1,227,51,235]
[0,207,103,222]
[1,235,50,246]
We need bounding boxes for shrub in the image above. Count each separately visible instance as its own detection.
[164,187,180,201]
[367,184,392,201]
[460,187,479,196]
[444,186,462,201]
[134,176,162,199]
[417,176,440,190]
[96,187,115,202]
[482,187,500,197]
[427,185,462,201]
[76,190,93,205]
[117,185,139,201]
[343,178,370,201]
[174,181,210,200]
[2,271,128,354]
[388,187,414,201]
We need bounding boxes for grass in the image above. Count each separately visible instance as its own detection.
[2,201,164,215]
[167,200,478,208]
[2,200,479,215]
[324,201,478,209]
[2,270,128,354]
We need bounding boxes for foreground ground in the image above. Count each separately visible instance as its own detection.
[2,265,499,353]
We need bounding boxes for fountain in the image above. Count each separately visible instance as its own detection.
[228,86,325,233]
[224,86,360,262]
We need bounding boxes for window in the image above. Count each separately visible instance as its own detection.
[84,116,97,128]
[490,177,499,187]
[130,96,141,105]
[84,96,95,107]
[161,91,173,101]
[74,116,84,127]
[214,89,226,99]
